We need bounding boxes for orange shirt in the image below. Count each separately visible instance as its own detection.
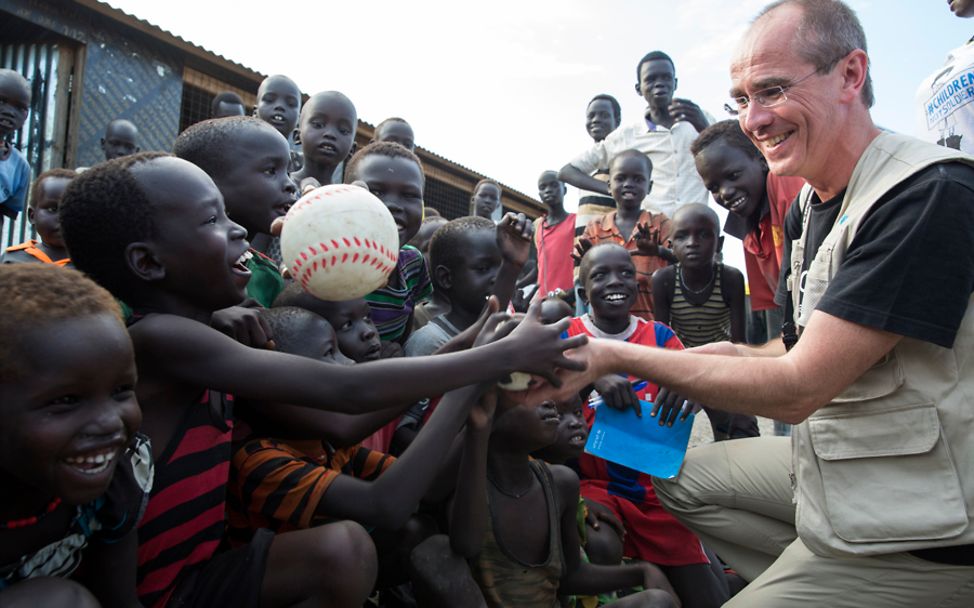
[742,174,805,310]
[581,210,671,321]
[3,240,71,266]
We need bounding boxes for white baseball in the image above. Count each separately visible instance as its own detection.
[281,184,399,301]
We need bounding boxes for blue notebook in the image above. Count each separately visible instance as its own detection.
[585,400,694,479]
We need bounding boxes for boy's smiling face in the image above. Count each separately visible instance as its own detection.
[609,153,651,211]
[29,176,71,248]
[134,157,252,312]
[300,93,357,167]
[581,244,637,326]
[0,313,140,506]
[586,98,616,142]
[695,141,767,219]
[211,123,297,237]
[0,70,30,139]
[353,153,425,247]
[256,76,301,138]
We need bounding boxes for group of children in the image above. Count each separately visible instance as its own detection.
[0,50,806,607]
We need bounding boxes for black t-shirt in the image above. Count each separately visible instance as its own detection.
[775,161,974,565]
[775,162,974,349]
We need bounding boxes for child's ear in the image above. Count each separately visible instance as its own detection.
[125,242,166,282]
[717,235,724,253]
[292,129,301,146]
[26,207,35,225]
[634,82,641,96]
[578,285,589,306]
[434,264,452,291]
[646,179,654,195]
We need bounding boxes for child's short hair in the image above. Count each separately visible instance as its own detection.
[29,168,76,209]
[578,243,633,283]
[261,306,327,355]
[374,116,409,134]
[635,50,675,79]
[211,91,245,115]
[610,149,652,176]
[589,93,622,126]
[59,152,169,302]
[428,216,495,275]
[173,116,274,179]
[472,178,501,197]
[673,202,721,232]
[0,265,122,381]
[690,119,761,159]
[344,141,424,185]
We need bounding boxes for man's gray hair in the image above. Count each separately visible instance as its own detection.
[757,0,873,108]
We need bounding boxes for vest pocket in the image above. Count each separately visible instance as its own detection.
[808,402,968,543]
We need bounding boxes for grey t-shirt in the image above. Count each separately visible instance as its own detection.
[404,315,462,356]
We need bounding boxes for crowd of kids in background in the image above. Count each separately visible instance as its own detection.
[0,41,807,608]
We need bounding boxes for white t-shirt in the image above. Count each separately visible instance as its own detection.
[916,39,974,154]
[569,111,711,219]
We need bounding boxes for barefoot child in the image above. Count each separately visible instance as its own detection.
[0,265,152,607]
[173,116,297,307]
[3,169,75,266]
[58,153,584,607]
[567,244,732,608]
[446,387,678,608]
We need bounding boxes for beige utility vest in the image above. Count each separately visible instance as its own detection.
[787,132,974,557]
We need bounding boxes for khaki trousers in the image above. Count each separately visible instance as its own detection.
[653,437,974,607]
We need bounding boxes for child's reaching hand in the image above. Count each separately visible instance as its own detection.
[210,300,274,349]
[593,374,643,416]
[496,211,533,267]
[572,237,594,264]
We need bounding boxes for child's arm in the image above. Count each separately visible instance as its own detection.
[448,391,495,558]
[492,212,533,309]
[314,383,488,528]
[130,301,586,414]
[651,266,676,327]
[74,529,140,607]
[559,164,610,196]
[241,398,412,447]
[552,465,666,597]
[722,264,747,343]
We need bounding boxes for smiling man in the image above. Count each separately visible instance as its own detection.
[540,0,974,605]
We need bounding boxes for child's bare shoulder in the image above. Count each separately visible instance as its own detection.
[547,463,581,510]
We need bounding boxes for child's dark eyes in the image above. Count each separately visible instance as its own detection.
[203,216,218,225]
[44,394,81,414]
[340,320,353,331]
[113,384,135,400]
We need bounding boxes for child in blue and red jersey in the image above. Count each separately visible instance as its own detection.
[566,243,733,608]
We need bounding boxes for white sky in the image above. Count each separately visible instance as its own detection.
[105,0,969,271]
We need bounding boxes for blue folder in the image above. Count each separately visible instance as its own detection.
[585,400,694,479]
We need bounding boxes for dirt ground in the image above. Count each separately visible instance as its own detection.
[688,413,777,449]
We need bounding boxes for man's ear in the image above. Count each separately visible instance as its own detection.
[125,242,166,282]
[434,264,452,292]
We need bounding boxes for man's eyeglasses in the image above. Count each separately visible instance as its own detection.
[731,69,820,112]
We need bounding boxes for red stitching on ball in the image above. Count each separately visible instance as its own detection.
[343,237,351,247]
[319,242,329,253]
